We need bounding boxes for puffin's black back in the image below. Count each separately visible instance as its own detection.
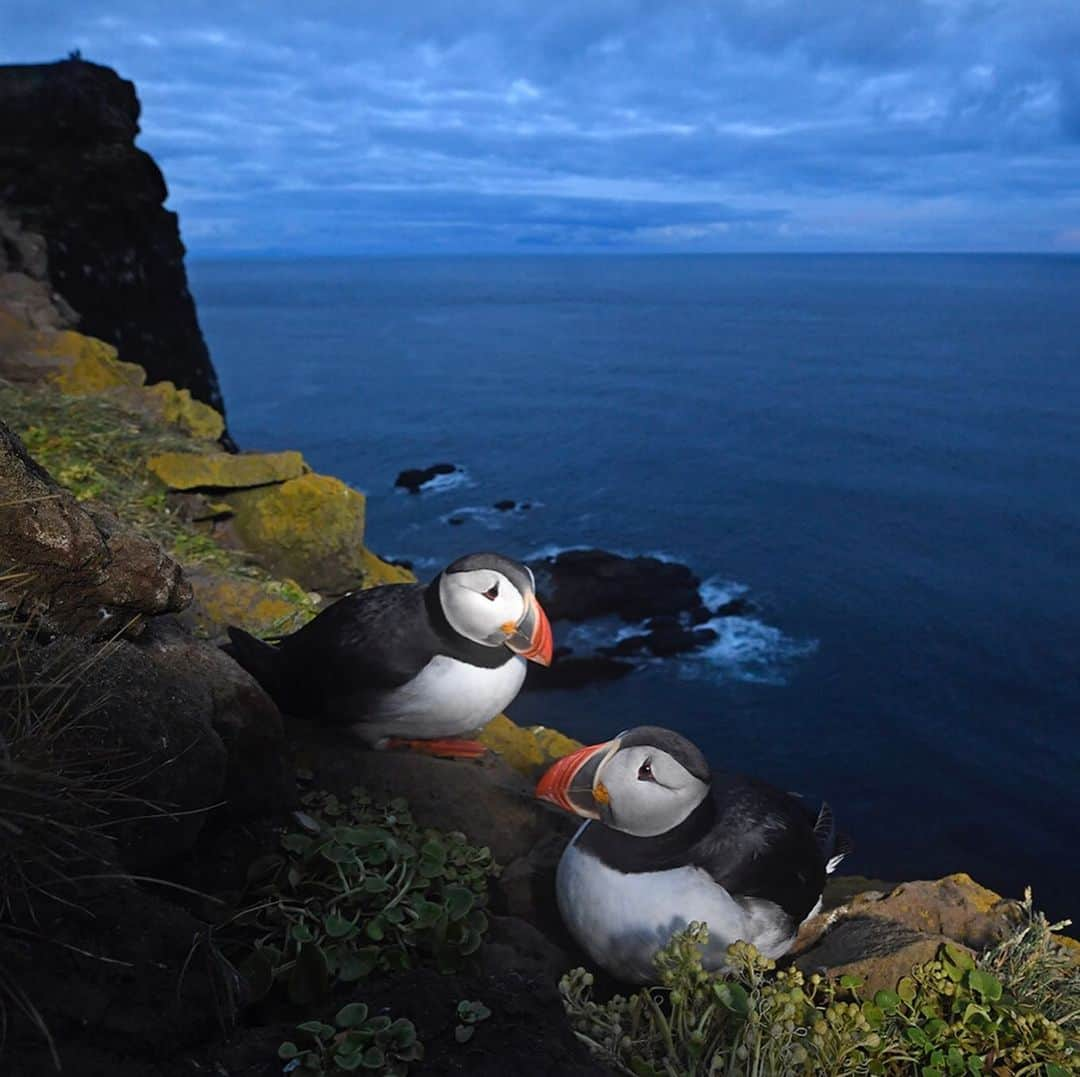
[224,577,515,722]
[577,774,828,925]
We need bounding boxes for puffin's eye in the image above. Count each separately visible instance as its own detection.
[637,760,655,782]
[482,582,499,601]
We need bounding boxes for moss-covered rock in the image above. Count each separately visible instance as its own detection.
[180,563,319,640]
[147,449,307,491]
[223,472,367,594]
[357,545,417,587]
[44,328,148,393]
[478,713,583,778]
[142,381,225,440]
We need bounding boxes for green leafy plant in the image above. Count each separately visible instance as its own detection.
[561,896,1079,1077]
[239,788,498,1003]
[454,998,492,1043]
[278,1001,423,1075]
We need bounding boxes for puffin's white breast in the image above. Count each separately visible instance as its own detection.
[556,823,797,984]
[357,654,526,743]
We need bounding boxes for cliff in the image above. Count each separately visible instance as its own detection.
[0,59,225,418]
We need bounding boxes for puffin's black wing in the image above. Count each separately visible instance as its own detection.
[689,777,827,924]
[228,584,438,720]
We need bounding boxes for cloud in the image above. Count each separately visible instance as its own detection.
[2,1,1079,252]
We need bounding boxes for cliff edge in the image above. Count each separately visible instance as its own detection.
[0,58,225,418]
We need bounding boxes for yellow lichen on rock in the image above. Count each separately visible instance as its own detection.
[358,546,417,587]
[147,449,307,491]
[478,713,583,777]
[143,381,225,440]
[223,472,366,594]
[180,564,318,639]
[43,330,147,393]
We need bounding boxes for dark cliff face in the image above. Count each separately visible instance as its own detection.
[0,59,226,419]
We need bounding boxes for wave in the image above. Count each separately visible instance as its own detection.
[439,500,543,530]
[414,468,476,495]
[679,616,818,685]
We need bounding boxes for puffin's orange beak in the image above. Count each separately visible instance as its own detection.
[504,592,554,666]
[535,739,614,818]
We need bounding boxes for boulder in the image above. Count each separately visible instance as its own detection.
[222,472,367,594]
[394,461,459,492]
[522,652,636,692]
[19,630,228,869]
[140,381,225,441]
[178,563,317,640]
[138,619,295,819]
[357,545,417,586]
[147,449,307,491]
[530,548,707,623]
[0,418,191,637]
[793,874,1022,995]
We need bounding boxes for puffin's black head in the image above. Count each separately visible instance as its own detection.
[536,725,711,837]
[435,552,553,666]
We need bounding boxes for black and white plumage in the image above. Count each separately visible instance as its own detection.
[224,552,553,747]
[536,726,849,983]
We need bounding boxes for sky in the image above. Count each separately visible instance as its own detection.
[3,2,1080,255]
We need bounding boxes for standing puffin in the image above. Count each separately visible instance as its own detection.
[536,726,848,982]
[225,552,553,757]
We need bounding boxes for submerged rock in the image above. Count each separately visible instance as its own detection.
[395,461,459,493]
[530,548,708,623]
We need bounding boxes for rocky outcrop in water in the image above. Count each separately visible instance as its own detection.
[0,59,225,418]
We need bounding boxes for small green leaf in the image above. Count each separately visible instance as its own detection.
[321,843,354,864]
[361,1045,386,1068]
[290,922,315,944]
[714,981,750,1017]
[874,989,900,1013]
[324,912,358,938]
[281,833,313,855]
[839,974,864,990]
[445,886,475,922]
[861,1003,884,1029]
[897,977,917,1003]
[339,948,380,981]
[455,1024,475,1044]
[278,1042,300,1060]
[335,1047,364,1071]
[365,917,385,941]
[335,1002,370,1028]
[363,874,390,894]
[966,969,1002,1001]
[297,1020,335,1037]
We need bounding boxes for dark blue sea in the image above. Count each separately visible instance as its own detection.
[189,254,1080,922]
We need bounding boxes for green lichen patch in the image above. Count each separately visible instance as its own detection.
[237,788,499,1006]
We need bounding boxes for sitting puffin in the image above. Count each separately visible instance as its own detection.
[535,725,848,982]
[225,552,553,757]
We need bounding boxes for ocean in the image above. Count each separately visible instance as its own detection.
[188,254,1080,922]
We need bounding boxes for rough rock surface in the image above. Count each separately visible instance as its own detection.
[0,59,225,416]
[531,548,707,623]
[222,472,369,594]
[147,449,308,491]
[0,418,191,636]
[394,461,460,492]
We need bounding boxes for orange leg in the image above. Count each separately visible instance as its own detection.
[385,737,488,760]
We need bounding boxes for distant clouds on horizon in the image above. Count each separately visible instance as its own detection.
[4,1,1080,254]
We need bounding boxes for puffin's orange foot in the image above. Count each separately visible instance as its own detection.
[385,737,489,760]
